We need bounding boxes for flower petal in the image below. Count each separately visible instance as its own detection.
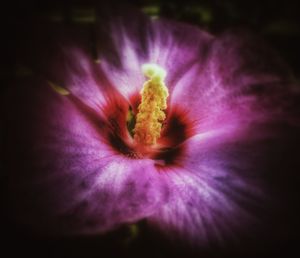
[16,21,116,114]
[3,78,165,235]
[148,108,300,246]
[95,7,213,100]
[169,30,295,133]
[151,28,300,248]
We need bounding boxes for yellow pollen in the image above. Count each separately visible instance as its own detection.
[48,81,70,96]
[134,64,169,145]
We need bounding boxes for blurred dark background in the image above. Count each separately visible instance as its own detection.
[1,0,300,257]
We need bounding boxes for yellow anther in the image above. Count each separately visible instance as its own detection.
[134,64,169,145]
[48,81,70,96]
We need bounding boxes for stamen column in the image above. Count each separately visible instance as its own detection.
[134,64,169,145]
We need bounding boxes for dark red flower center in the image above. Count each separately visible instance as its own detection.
[103,92,195,169]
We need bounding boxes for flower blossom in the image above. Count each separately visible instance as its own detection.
[3,7,300,248]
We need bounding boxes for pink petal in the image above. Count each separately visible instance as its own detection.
[170,30,295,132]
[149,118,300,245]
[17,22,117,114]
[3,78,165,235]
[95,7,213,101]
[144,31,300,246]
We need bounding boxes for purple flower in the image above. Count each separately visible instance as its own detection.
[3,8,300,247]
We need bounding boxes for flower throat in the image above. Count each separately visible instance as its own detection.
[133,64,169,146]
